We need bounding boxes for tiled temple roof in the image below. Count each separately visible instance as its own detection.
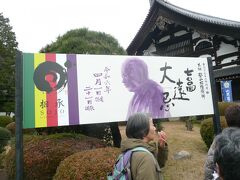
[127,0,240,55]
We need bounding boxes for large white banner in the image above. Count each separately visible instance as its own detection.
[76,55,213,124]
[23,53,214,127]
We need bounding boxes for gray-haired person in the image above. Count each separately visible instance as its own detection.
[204,105,240,180]
[213,127,240,180]
[121,113,168,180]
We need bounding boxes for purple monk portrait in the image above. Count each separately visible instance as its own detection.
[121,57,167,120]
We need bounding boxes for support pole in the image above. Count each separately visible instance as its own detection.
[16,51,23,180]
[207,57,221,135]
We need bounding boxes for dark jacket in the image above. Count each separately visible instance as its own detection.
[204,139,220,180]
[121,138,168,180]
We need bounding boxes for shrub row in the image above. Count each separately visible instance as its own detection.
[54,147,120,180]
[5,122,36,136]
[200,116,228,148]
[200,102,238,148]
[5,133,106,180]
[0,127,11,153]
[0,116,13,127]
[218,101,237,116]
[35,123,113,145]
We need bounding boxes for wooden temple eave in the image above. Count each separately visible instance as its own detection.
[128,1,240,102]
[214,65,240,81]
[127,0,240,55]
[215,75,240,82]
[153,0,240,38]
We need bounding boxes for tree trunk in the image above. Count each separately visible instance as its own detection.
[109,122,122,148]
[185,119,193,131]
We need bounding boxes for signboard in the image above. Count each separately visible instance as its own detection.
[220,80,233,102]
[22,53,214,128]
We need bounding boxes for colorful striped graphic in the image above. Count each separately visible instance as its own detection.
[23,53,35,128]
[22,53,215,128]
[34,53,47,128]
[46,53,58,127]
[23,53,79,128]
[67,54,79,125]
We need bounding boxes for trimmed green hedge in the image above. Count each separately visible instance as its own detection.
[200,116,228,148]
[200,101,239,149]
[5,133,106,180]
[0,116,13,127]
[218,102,238,116]
[5,122,15,135]
[0,127,11,153]
[5,122,36,136]
[54,147,120,180]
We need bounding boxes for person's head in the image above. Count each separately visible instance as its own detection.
[214,127,240,180]
[121,58,149,92]
[126,113,156,142]
[224,105,240,127]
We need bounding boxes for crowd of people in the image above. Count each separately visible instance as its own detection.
[204,105,240,180]
[118,104,240,180]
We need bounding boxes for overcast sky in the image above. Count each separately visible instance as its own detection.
[1,0,240,52]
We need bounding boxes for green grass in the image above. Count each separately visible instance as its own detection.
[120,121,208,180]
[162,121,207,180]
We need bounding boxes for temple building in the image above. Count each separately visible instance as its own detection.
[127,0,240,102]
